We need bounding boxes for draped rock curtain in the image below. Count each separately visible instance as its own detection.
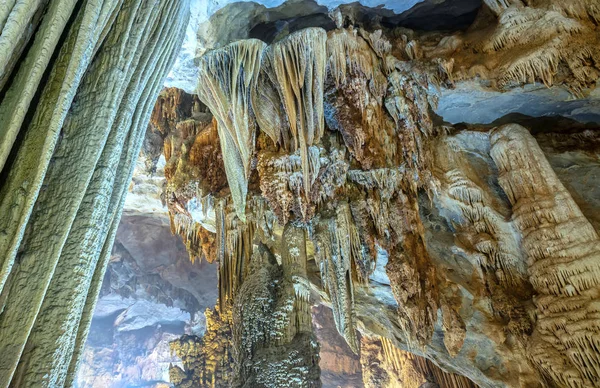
[0,0,189,386]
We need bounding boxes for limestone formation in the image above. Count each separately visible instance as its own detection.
[360,335,478,388]
[0,0,188,386]
[3,0,600,387]
[170,305,234,388]
[491,124,600,387]
[197,39,266,220]
[161,2,600,385]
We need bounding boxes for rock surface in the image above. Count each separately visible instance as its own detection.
[0,1,188,386]
[159,1,600,386]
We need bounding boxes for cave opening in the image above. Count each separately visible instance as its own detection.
[1,0,600,387]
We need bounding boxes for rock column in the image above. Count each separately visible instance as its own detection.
[0,0,189,386]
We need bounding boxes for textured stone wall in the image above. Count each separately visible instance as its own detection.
[158,1,600,383]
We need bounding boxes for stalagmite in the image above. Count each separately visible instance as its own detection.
[170,305,234,387]
[197,39,266,221]
[232,242,321,387]
[0,0,188,386]
[490,124,600,387]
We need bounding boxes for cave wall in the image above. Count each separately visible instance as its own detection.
[2,0,600,387]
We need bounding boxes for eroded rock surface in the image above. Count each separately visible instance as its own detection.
[0,1,189,386]
[157,1,600,386]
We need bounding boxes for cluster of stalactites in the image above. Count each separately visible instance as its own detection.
[197,29,328,221]
[490,124,600,388]
[483,0,525,16]
[262,28,327,195]
[325,27,391,153]
[197,39,266,221]
[169,212,216,263]
[326,28,382,91]
[476,0,600,91]
[313,202,366,353]
[215,198,254,312]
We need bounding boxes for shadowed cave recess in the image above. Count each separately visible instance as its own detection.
[1,0,600,387]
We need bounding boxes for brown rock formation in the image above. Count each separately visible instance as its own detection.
[154,2,600,387]
[170,305,234,388]
[491,123,600,387]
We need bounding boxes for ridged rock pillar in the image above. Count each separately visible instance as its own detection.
[0,0,189,386]
[490,124,600,387]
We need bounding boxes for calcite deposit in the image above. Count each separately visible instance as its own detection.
[1,0,600,387]
[0,1,188,387]
[158,1,600,387]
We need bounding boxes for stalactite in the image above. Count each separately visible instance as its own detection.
[553,0,600,24]
[0,0,188,385]
[394,0,600,94]
[324,28,394,169]
[384,190,439,348]
[478,6,597,89]
[171,213,216,263]
[326,28,383,93]
[483,0,524,16]
[281,224,314,340]
[405,40,422,60]
[215,199,254,312]
[251,52,287,147]
[380,67,440,347]
[197,39,266,221]
[149,87,203,137]
[360,335,401,387]
[347,164,439,348]
[257,142,348,223]
[490,123,600,388]
[312,202,363,353]
[268,27,327,196]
